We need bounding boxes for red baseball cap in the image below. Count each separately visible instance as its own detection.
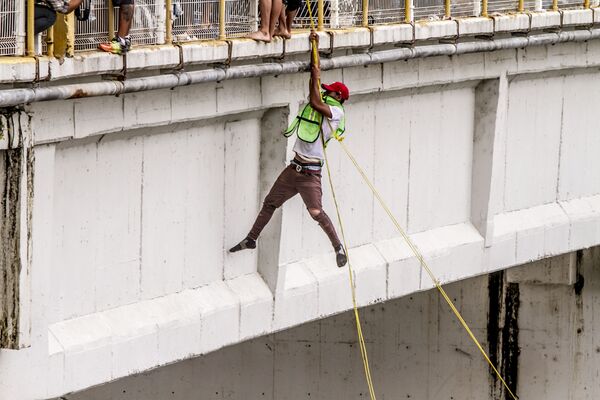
[321,82,350,101]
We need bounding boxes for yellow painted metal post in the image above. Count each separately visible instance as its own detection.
[53,13,75,56]
[108,0,115,40]
[405,0,412,23]
[27,0,35,56]
[518,0,524,11]
[445,0,451,18]
[362,0,369,27]
[584,0,590,8]
[552,0,558,10]
[165,0,173,43]
[46,26,54,57]
[318,0,324,30]
[219,0,226,40]
[482,0,488,16]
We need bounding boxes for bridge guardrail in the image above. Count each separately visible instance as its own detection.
[2,0,599,57]
[0,0,25,56]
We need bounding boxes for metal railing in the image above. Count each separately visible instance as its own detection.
[3,0,600,56]
[74,0,162,51]
[0,0,25,56]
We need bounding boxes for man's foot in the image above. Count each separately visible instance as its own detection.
[273,27,291,39]
[245,30,271,43]
[229,237,257,253]
[335,245,347,268]
[99,36,131,54]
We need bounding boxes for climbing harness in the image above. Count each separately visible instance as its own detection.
[303,1,518,398]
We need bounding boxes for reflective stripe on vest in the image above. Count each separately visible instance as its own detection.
[283,95,345,144]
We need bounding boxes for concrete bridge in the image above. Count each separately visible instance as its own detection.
[1,13,600,400]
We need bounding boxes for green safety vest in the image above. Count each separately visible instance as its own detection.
[283,95,346,144]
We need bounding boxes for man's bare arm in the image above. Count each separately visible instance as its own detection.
[65,0,84,13]
[308,31,332,119]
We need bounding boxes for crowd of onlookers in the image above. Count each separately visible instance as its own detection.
[33,0,307,54]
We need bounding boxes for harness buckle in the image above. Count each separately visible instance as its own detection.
[295,164,303,173]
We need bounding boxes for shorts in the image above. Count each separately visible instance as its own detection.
[112,0,134,6]
[283,0,301,11]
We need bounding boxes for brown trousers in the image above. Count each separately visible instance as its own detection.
[248,165,341,248]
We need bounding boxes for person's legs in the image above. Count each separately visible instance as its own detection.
[285,7,297,31]
[268,0,282,37]
[285,10,295,31]
[246,0,282,42]
[34,5,57,35]
[274,0,298,39]
[297,172,346,267]
[297,174,341,248]
[117,0,134,39]
[99,0,134,54]
[230,166,298,252]
[273,4,289,38]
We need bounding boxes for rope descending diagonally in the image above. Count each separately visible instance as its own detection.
[304,2,377,400]
[303,2,518,399]
[333,139,520,400]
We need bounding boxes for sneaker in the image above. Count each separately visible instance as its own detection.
[123,35,132,52]
[335,245,347,268]
[98,36,129,55]
[229,237,256,253]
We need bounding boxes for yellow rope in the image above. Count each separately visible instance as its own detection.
[304,2,516,399]
[304,2,378,399]
[333,138,520,400]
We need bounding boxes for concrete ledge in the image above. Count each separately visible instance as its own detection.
[560,195,600,249]
[594,7,600,24]
[562,9,594,26]
[225,273,273,340]
[48,52,123,81]
[284,31,314,54]
[415,20,458,41]
[44,195,600,396]
[375,237,421,299]
[372,24,414,45]
[530,11,561,30]
[180,40,229,65]
[331,28,372,49]
[273,261,318,330]
[0,57,39,82]
[491,196,600,272]
[123,45,181,71]
[4,16,600,84]
[493,13,531,33]
[412,223,484,290]
[230,38,285,60]
[458,17,494,36]
[48,281,241,394]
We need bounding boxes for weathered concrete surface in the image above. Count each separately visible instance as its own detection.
[1,39,600,399]
[0,110,26,350]
[65,248,600,400]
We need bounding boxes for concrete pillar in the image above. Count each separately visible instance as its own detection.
[470,75,508,246]
[256,107,289,292]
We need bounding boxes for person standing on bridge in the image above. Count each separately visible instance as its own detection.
[230,32,349,268]
[98,0,135,54]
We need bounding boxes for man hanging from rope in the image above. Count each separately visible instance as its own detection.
[230,31,350,268]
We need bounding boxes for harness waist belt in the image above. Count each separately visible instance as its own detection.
[290,159,322,173]
[292,157,323,167]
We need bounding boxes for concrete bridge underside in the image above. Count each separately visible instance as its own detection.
[1,37,600,399]
[65,248,600,400]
